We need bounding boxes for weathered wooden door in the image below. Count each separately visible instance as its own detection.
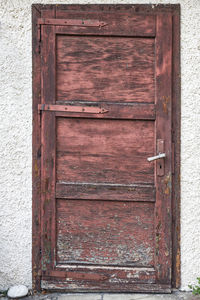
[33,5,180,293]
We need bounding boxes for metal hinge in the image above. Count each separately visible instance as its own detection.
[38,104,108,114]
[36,18,107,53]
[37,18,107,28]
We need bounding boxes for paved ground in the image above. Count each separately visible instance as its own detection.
[1,292,200,300]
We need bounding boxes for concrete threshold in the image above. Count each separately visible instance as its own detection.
[2,292,200,300]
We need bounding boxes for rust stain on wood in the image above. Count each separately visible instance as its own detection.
[34,160,39,177]
[164,174,171,195]
[162,96,170,114]
[175,246,181,286]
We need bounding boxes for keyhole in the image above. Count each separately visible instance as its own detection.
[160,164,162,169]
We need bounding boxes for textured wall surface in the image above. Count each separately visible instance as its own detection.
[0,0,200,292]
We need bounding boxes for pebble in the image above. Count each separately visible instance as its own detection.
[7,285,28,298]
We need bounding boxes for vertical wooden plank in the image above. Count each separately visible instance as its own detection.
[32,4,42,292]
[171,7,181,289]
[40,21,56,273]
[155,14,172,285]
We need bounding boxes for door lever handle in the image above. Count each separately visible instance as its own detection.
[147,153,166,162]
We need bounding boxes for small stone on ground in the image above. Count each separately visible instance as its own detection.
[7,285,28,298]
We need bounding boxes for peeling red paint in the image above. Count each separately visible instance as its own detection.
[32,4,180,293]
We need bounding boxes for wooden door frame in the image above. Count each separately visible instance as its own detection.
[32,4,180,292]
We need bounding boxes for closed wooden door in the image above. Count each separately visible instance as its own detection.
[33,5,180,293]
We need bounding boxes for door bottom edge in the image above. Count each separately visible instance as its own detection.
[41,281,171,293]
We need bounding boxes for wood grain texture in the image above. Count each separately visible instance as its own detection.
[42,266,156,285]
[56,199,154,266]
[56,182,155,202]
[171,9,181,288]
[54,4,179,14]
[41,280,171,293]
[32,4,42,292]
[32,4,180,292]
[40,23,56,272]
[55,11,156,37]
[154,14,172,284]
[56,118,154,184]
[43,268,155,283]
[56,36,155,103]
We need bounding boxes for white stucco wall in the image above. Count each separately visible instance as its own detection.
[0,0,200,292]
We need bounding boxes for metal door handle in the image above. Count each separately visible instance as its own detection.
[147,153,166,162]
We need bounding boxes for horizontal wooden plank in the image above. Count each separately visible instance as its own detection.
[53,3,179,14]
[56,182,155,202]
[53,103,156,120]
[56,36,155,103]
[56,200,154,266]
[56,118,155,184]
[41,280,171,293]
[42,266,155,283]
[54,12,156,36]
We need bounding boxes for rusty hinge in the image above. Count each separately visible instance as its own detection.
[37,18,107,28]
[37,18,107,52]
[38,104,108,114]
